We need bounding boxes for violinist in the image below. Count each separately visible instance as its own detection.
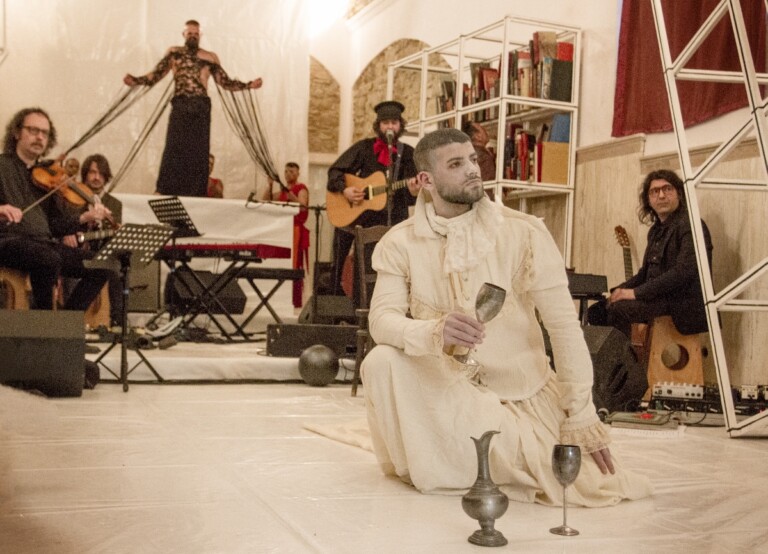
[0,107,114,311]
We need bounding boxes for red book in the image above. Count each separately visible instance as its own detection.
[556,41,574,61]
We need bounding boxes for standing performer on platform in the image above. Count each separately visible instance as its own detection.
[263,162,309,308]
[0,107,114,311]
[123,19,263,197]
[361,128,652,506]
[326,101,420,303]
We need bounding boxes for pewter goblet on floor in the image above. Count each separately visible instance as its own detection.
[549,444,581,536]
[453,282,506,366]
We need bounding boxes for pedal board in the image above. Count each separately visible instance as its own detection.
[652,381,704,399]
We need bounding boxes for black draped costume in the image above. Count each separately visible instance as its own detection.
[131,47,250,197]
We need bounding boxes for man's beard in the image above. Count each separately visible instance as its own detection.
[185,37,199,52]
[440,181,484,206]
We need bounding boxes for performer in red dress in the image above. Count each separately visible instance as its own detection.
[262,162,309,308]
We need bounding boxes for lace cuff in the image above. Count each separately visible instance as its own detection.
[560,419,612,454]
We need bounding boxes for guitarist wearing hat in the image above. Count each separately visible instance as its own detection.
[326,100,420,302]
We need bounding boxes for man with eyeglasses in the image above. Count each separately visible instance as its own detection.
[0,107,114,312]
[590,169,713,339]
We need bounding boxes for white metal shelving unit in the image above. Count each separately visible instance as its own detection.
[386,16,581,264]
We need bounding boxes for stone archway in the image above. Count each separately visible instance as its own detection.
[309,56,341,154]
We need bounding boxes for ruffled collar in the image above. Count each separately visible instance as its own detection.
[425,196,503,274]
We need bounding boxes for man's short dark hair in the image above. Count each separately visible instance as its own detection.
[80,153,113,185]
[3,107,57,156]
[638,169,686,224]
[413,128,471,172]
[285,162,299,170]
[185,19,200,27]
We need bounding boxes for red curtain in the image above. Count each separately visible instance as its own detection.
[612,0,766,137]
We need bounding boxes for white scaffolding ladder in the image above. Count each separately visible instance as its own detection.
[651,0,768,436]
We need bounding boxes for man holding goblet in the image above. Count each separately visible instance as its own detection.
[361,128,652,507]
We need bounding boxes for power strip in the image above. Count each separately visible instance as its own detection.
[652,382,704,399]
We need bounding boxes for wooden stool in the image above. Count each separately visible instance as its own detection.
[85,284,111,329]
[0,268,31,309]
[643,315,705,401]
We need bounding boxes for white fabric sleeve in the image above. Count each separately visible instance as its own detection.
[526,219,606,448]
[367,237,444,358]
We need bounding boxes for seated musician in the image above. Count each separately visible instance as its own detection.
[78,154,123,326]
[0,107,114,311]
[326,100,420,305]
[262,162,309,308]
[588,169,713,339]
[207,153,224,198]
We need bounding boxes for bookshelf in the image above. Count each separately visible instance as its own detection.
[386,16,580,263]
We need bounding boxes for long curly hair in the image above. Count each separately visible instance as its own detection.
[3,107,57,156]
[637,169,686,225]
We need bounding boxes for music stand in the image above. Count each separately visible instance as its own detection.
[90,223,174,392]
[148,196,201,325]
[148,196,201,238]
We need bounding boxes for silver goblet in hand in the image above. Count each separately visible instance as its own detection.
[549,444,581,536]
[454,282,507,366]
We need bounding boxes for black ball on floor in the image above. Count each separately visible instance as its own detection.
[298,344,339,386]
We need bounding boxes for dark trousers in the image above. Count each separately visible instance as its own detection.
[0,237,113,310]
[588,297,671,339]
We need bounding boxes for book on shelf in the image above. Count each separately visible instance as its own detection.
[538,141,569,185]
[556,41,574,62]
[536,31,558,63]
[549,113,571,142]
[549,59,573,102]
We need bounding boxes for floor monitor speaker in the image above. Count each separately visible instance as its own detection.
[165,270,247,315]
[0,310,85,397]
[583,325,648,413]
[298,295,356,325]
[127,260,161,312]
[266,323,357,358]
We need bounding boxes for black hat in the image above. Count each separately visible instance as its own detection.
[374,100,405,120]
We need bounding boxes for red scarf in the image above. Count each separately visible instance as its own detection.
[373,138,396,166]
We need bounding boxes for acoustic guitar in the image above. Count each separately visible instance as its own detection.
[326,171,410,228]
[613,225,633,281]
[614,225,648,354]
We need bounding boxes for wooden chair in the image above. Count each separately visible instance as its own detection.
[0,268,32,309]
[351,225,390,397]
[643,315,706,401]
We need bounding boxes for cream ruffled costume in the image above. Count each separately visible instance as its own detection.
[361,193,652,506]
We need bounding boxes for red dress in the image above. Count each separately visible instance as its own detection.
[278,183,310,307]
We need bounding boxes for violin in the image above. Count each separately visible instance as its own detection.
[26,160,116,229]
[31,160,95,207]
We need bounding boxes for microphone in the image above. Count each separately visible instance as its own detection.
[385,129,395,146]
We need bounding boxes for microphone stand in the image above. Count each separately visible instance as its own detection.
[386,136,394,228]
[306,204,326,322]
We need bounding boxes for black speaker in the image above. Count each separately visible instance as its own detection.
[0,311,85,397]
[165,270,247,315]
[266,323,357,358]
[127,260,161,312]
[298,295,356,325]
[583,325,648,413]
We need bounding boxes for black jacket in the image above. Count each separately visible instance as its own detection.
[619,208,713,334]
